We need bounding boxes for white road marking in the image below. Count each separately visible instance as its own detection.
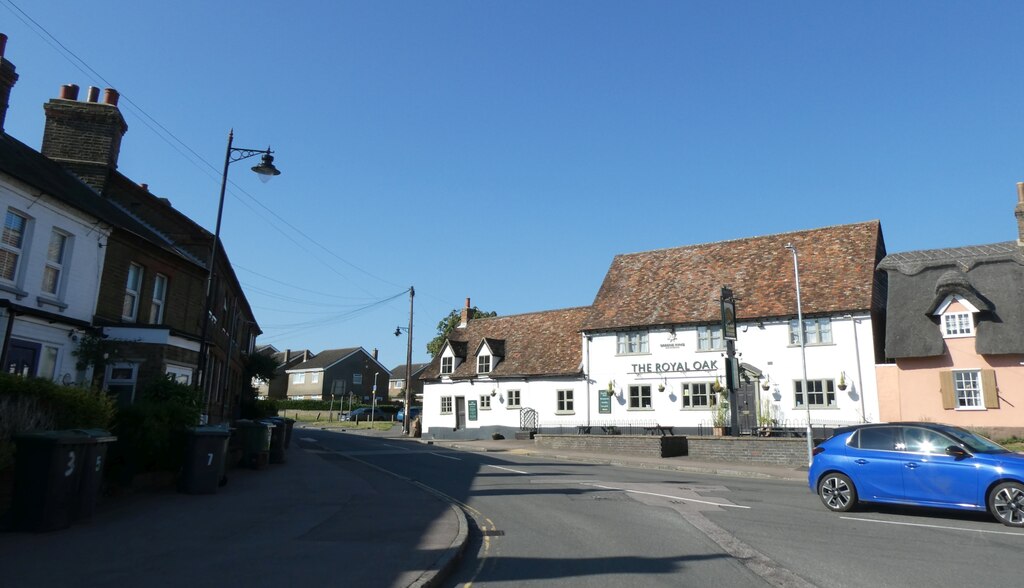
[585,483,751,509]
[841,516,1024,536]
[429,452,461,461]
[299,437,318,443]
[381,443,410,450]
[485,464,528,474]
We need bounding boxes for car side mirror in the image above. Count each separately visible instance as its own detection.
[945,445,970,460]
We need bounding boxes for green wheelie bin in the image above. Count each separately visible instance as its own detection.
[71,429,116,522]
[179,425,231,494]
[234,420,271,470]
[11,430,92,532]
[261,419,286,464]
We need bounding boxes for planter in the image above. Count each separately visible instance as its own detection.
[713,426,730,436]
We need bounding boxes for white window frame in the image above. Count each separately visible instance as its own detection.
[41,229,69,297]
[477,354,491,374]
[0,209,29,284]
[480,395,491,409]
[681,382,717,408]
[628,384,652,409]
[165,364,192,385]
[556,389,574,414]
[506,389,521,408]
[292,372,306,385]
[311,372,320,384]
[122,263,144,321]
[943,312,974,338]
[795,379,837,408]
[697,326,724,351]
[440,396,453,414]
[105,362,139,404]
[149,273,168,324]
[954,370,983,410]
[353,372,363,385]
[616,331,649,355]
[789,318,833,345]
[393,378,405,389]
[441,356,454,374]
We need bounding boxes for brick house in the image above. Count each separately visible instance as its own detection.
[387,362,429,403]
[285,347,389,403]
[254,346,313,400]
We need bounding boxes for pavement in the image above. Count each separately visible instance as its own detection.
[0,424,807,588]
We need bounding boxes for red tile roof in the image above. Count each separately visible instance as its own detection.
[583,221,886,331]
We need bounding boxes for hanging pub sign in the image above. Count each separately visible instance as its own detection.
[721,286,737,341]
[598,390,612,414]
[468,400,478,421]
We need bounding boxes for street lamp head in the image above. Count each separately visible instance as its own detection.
[784,242,796,253]
[251,151,281,182]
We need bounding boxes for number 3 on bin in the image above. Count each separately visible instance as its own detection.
[64,450,76,477]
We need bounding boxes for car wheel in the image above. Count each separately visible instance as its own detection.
[818,473,857,512]
[989,482,1024,527]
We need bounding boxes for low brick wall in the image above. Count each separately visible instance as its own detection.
[685,436,808,467]
[535,434,687,458]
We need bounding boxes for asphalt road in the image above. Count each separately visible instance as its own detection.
[312,430,1024,587]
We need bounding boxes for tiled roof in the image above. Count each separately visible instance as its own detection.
[424,307,590,380]
[291,347,360,370]
[389,363,430,379]
[583,221,885,331]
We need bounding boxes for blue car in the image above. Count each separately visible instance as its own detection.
[809,422,1024,527]
[396,406,421,423]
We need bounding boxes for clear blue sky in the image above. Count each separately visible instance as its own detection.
[3,1,1023,368]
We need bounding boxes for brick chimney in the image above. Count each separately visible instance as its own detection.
[284,349,291,364]
[0,33,19,132]
[41,82,128,189]
[458,297,474,328]
[1016,183,1024,247]
[372,348,378,360]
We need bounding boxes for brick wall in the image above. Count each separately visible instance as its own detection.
[535,434,687,458]
[685,436,808,467]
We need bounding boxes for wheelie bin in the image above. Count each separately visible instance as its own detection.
[234,420,271,470]
[261,419,286,464]
[71,429,116,522]
[179,425,231,494]
[11,430,92,532]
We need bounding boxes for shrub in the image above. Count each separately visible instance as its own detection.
[109,378,200,477]
[240,398,279,419]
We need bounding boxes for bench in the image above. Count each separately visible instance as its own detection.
[644,425,675,436]
[601,426,621,435]
[576,425,591,435]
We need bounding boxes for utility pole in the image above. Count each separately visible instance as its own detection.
[403,287,415,435]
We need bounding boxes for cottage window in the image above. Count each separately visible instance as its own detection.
[943,312,973,337]
[441,356,454,374]
[628,384,652,409]
[441,396,453,414]
[478,354,491,374]
[954,370,982,409]
[0,209,28,283]
[616,332,649,355]
[506,389,521,408]
[480,395,491,409]
[556,389,574,413]
[789,318,832,345]
[681,382,717,408]
[697,326,724,351]
[795,379,836,408]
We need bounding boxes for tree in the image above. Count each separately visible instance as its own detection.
[426,306,497,357]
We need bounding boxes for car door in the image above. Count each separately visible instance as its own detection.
[899,426,980,508]
[847,426,905,501]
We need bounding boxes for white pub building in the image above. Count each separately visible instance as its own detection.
[421,221,887,440]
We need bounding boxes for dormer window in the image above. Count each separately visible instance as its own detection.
[477,355,491,374]
[441,356,454,374]
[943,312,973,337]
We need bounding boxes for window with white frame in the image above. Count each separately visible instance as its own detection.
[697,326,724,351]
[506,389,521,408]
[943,313,973,337]
[441,396,453,414]
[789,318,833,345]
[795,379,836,408]
[0,210,28,283]
[292,372,306,385]
[629,384,652,409]
[41,230,69,296]
[122,263,144,320]
[681,382,717,408]
[477,354,491,374]
[441,356,454,374]
[393,378,405,389]
[312,372,320,384]
[480,395,491,409]
[954,370,982,409]
[106,362,139,406]
[149,274,167,324]
[556,389,574,413]
[616,331,649,355]
[165,365,192,385]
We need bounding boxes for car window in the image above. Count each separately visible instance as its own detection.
[901,427,952,455]
[857,426,899,451]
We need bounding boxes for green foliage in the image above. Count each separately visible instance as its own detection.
[0,374,115,470]
[245,352,279,384]
[109,377,200,476]
[712,392,730,427]
[425,306,498,356]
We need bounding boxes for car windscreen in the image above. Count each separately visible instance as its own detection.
[941,427,1009,454]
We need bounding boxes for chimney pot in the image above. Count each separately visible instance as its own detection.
[284,349,291,363]
[86,86,99,102]
[373,348,378,360]
[59,84,80,100]
[103,87,119,106]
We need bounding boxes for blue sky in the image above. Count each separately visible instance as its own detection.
[3,2,1023,368]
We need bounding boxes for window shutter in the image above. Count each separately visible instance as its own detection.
[939,371,955,410]
[982,369,999,409]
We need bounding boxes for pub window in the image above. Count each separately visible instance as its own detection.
[478,354,491,374]
[697,326,724,351]
[441,396,453,414]
[441,356,454,374]
[795,379,836,408]
[480,395,492,409]
[506,389,521,408]
[629,384,652,409]
[681,382,718,408]
[556,389,574,413]
[616,332,649,355]
[789,318,833,345]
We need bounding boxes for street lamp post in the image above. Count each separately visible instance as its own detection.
[198,130,280,424]
[785,243,814,466]
[394,286,415,435]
